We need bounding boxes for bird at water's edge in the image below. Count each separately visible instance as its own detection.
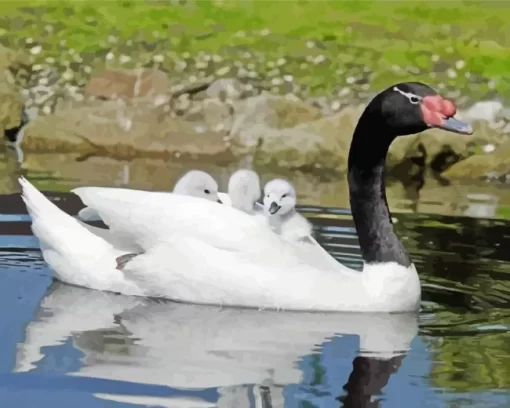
[18,81,473,313]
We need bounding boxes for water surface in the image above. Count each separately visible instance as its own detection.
[1,153,510,407]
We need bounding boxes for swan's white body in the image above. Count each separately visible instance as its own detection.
[20,177,421,312]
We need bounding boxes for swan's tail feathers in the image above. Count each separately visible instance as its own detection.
[19,177,79,249]
[19,177,108,253]
[18,177,132,290]
[19,176,63,223]
[21,180,140,254]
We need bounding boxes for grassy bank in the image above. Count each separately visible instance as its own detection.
[0,0,509,104]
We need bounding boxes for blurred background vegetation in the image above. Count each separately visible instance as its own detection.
[1,0,509,103]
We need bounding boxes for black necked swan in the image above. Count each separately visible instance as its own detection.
[19,82,473,312]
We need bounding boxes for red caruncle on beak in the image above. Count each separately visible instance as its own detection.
[421,95,457,127]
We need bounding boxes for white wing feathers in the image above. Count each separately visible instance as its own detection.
[72,187,282,253]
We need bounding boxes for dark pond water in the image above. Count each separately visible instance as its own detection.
[2,158,510,407]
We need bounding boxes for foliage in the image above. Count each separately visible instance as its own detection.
[0,0,509,102]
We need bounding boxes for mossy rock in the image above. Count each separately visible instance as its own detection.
[443,140,510,180]
[22,98,233,161]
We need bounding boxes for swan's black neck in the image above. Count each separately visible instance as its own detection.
[347,119,411,267]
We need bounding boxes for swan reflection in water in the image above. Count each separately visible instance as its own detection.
[15,283,418,407]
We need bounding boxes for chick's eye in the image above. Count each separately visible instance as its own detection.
[204,189,210,194]
[282,194,287,199]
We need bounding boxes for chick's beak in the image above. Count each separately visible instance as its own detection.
[268,201,281,215]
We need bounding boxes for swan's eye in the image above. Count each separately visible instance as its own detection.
[409,96,420,104]
[204,189,210,194]
[282,194,287,198]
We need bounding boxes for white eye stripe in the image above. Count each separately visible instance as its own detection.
[393,86,422,104]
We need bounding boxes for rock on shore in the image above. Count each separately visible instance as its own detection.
[1,56,507,177]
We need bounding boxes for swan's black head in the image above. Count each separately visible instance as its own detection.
[365,81,473,138]
[348,82,473,267]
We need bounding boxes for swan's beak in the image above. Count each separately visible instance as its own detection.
[217,192,232,206]
[268,201,281,215]
[434,116,473,135]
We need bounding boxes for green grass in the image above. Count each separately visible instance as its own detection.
[1,0,510,103]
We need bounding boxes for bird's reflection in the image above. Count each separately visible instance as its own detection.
[8,138,25,165]
[16,282,419,407]
[339,355,405,408]
[4,105,29,165]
